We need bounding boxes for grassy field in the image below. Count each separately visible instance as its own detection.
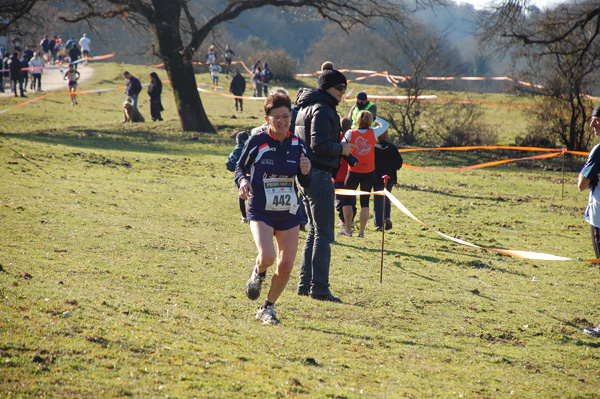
[1,62,600,398]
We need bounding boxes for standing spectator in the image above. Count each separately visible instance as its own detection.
[373,128,402,232]
[294,67,354,302]
[348,91,378,128]
[49,36,57,64]
[579,103,600,337]
[20,53,29,93]
[147,72,164,122]
[29,52,44,92]
[64,63,80,105]
[251,60,261,73]
[223,44,235,78]
[40,35,50,62]
[22,45,33,61]
[78,33,91,66]
[252,66,263,97]
[2,51,9,93]
[210,62,221,88]
[226,131,250,223]
[67,43,81,69]
[0,47,4,93]
[8,52,24,97]
[11,35,22,53]
[229,68,246,112]
[262,62,273,97]
[122,71,142,122]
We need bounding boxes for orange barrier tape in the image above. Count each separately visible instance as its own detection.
[335,188,600,263]
[402,152,563,171]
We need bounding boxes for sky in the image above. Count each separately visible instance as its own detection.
[454,0,567,9]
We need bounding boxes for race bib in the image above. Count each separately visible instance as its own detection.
[263,177,297,213]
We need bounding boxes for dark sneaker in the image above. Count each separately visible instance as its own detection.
[297,287,310,296]
[385,218,393,231]
[583,325,600,337]
[256,304,280,324]
[310,292,342,303]
[245,267,265,300]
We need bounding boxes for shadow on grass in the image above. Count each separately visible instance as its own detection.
[296,325,463,352]
[1,127,231,157]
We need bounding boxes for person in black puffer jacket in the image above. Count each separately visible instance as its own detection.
[294,67,354,303]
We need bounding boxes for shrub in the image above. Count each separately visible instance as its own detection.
[248,49,297,82]
[425,102,498,147]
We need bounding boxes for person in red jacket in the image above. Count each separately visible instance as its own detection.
[341,110,377,238]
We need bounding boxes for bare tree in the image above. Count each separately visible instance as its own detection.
[479,0,600,150]
[378,20,465,145]
[5,0,436,132]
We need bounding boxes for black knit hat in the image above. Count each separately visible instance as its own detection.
[593,104,600,118]
[317,69,347,91]
[236,131,249,145]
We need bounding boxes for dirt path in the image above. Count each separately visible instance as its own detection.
[1,64,94,97]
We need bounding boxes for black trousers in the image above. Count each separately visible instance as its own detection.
[591,225,600,259]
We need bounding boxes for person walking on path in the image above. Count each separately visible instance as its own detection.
[68,43,81,69]
[235,92,311,324]
[262,62,273,97]
[578,103,600,337]
[147,72,163,121]
[79,33,91,66]
[64,63,80,105]
[294,67,354,303]
[40,35,50,63]
[29,52,45,92]
[229,68,246,112]
[8,52,24,97]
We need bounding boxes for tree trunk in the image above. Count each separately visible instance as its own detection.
[151,1,216,133]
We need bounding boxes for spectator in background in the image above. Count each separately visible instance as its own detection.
[226,131,250,223]
[252,66,263,97]
[8,52,24,97]
[147,72,164,122]
[262,62,273,97]
[223,44,235,78]
[29,52,44,92]
[65,37,76,50]
[20,52,29,93]
[49,36,57,64]
[40,35,50,62]
[229,68,246,112]
[348,91,377,128]
[79,33,91,66]
[0,47,4,93]
[579,104,600,337]
[206,45,218,65]
[23,45,33,61]
[122,71,142,122]
[12,35,22,53]
[2,51,9,93]
[373,128,402,232]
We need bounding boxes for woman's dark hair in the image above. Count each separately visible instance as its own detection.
[264,92,291,116]
[149,72,161,82]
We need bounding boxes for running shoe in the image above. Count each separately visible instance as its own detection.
[357,232,364,238]
[338,230,352,236]
[583,325,600,337]
[245,266,265,300]
[256,304,280,324]
[385,218,393,231]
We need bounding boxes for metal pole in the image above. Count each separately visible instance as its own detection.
[380,175,390,284]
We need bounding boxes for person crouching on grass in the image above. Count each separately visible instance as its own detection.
[234,92,311,325]
[579,103,600,337]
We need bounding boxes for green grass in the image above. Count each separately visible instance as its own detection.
[1,62,600,398]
